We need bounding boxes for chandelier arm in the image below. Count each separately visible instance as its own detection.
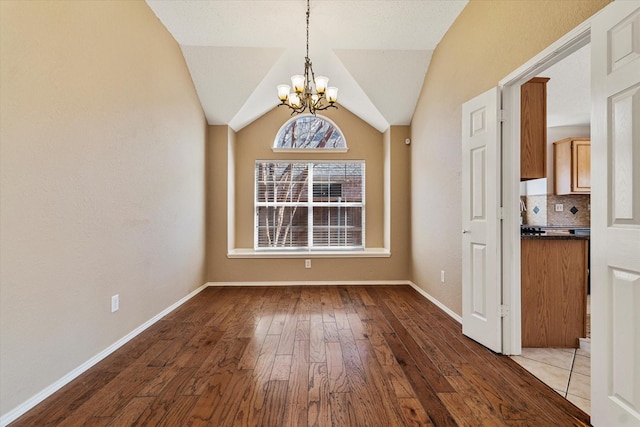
[313,103,338,112]
[293,104,306,115]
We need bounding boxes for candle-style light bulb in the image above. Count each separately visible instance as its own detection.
[315,76,328,94]
[291,75,305,93]
[277,85,291,102]
[326,87,338,103]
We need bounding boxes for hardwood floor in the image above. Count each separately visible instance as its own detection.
[9,286,590,426]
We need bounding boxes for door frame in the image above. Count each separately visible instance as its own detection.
[498,20,593,355]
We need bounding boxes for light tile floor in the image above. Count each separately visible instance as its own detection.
[511,347,591,415]
[511,297,592,415]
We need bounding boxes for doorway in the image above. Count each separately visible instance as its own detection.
[512,43,592,414]
[499,22,592,354]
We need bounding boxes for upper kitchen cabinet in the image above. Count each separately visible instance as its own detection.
[521,77,550,180]
[554,137,591,194]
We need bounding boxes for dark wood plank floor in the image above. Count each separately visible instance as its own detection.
[9,286,590,426]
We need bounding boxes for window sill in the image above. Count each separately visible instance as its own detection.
[271,148,349,154]
[227,248,390,259]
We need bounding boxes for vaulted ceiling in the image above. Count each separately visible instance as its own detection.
[145,0,468,132]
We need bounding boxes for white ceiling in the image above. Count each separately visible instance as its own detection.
[540,43,591,128]
[145,0,468,132]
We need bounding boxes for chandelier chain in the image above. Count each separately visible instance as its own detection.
[276,0,338,115]
[306,0,310,60]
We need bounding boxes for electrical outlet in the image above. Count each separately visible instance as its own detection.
[111,294,119,313]
[440,270,445,283]
[555,204,564,212]
[305,259,311,269]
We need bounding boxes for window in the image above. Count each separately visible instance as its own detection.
[255,161,364,250]
[273,115,346,150]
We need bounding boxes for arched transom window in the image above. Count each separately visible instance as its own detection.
[274,115,347,150]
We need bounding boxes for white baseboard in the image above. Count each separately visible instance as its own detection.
[0,283,209,427]
[407,281,463,324]
[207,280,411,287]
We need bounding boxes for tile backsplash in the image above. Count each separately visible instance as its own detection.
[522,194,590,227]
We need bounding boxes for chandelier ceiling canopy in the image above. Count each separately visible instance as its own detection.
[277,0,338,115]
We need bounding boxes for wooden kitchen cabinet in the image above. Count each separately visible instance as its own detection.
[521,77,550,180]
[554,137,591,194]
[521,237,588,347]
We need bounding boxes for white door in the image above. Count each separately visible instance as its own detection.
[591,2,640,426]
[461,87,502,353]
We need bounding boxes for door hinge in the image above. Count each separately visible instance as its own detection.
[498,305,509,318]
[498,109,506,122]
[498,207,505,220]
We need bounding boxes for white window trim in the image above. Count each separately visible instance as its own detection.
[272,148,349,153]
[254,160,366,251]
[228,247,390,259]
[228,126,394,260]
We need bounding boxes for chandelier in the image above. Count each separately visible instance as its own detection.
[277,0,338,115]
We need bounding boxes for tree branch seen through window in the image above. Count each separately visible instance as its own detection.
[255,161,364,250]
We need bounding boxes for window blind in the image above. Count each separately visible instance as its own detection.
[255,161,364,250]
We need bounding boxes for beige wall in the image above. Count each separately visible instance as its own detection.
[410,0,609,315]
[206,106,411,282]
[0,0,206,417]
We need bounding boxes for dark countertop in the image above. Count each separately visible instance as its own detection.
[520,225,590,240]
[521,232,590,240]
